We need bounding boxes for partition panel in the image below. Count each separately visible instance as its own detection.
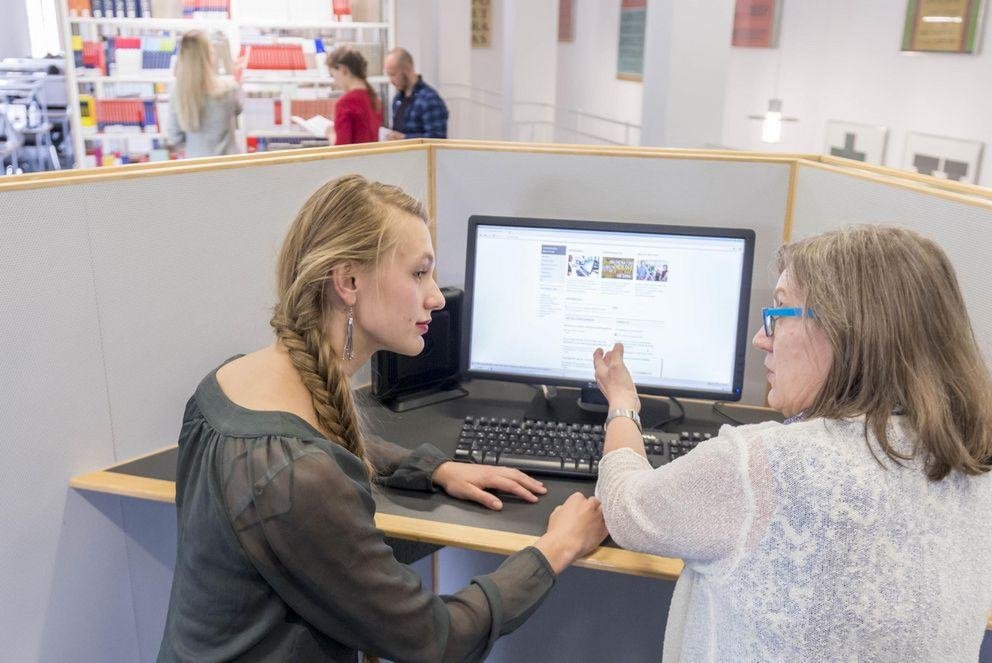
[0,147,428,662]
[792,163,992,362]
[85,150,428,462]
[0,186,135,661]
[433,148,793,405]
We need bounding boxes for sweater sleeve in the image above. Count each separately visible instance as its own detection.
[333,94,356,145]
[226,438,556,662]
[595,427,773,575]
[166,101,185,148]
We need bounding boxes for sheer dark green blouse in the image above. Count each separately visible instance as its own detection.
[158,360,555,662]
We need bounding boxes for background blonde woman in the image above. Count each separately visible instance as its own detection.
[167,30,243,158]
[594,225,992,661]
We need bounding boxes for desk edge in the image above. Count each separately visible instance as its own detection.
[69,468,992,630]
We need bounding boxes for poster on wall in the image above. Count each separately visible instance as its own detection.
[901,0,986,53]
[732,0,780,47]
[903,131,984,183]
[559,0,576,42]
[472,0,492,48]
[824,120,888,165]
[617,0,646,81]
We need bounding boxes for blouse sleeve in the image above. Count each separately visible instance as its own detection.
[225,437,555,662]
[364,433,449,492]
[594,427,773,575]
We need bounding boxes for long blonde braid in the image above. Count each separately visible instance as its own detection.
[270,174,429,477]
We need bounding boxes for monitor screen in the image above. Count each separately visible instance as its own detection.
[463,216,755,401]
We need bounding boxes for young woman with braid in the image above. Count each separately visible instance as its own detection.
[158,174,607,662]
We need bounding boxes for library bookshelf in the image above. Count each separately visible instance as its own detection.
[57,0,395,167]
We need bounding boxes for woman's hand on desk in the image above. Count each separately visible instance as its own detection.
[534,492,609,574]
[431,462,547,510]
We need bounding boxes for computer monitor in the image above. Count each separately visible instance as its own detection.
[462,215,756,425]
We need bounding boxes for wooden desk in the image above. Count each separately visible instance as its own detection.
[70,380,992,630]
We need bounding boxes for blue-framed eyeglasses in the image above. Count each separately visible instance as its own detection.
[761,307,815,337]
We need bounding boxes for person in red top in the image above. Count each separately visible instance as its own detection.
[325,46,382,145]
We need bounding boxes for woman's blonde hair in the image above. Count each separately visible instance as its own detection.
[173,30,225,132]
[326,46,381,114]
[270,174,428,477]
[780,225,992,481]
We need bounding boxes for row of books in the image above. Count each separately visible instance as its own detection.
[235,0,367,24]
[89,98,167,132]
[83,139,175,168]
[240,44,308,71]
[68,0,154,18]
[72,35,177,75]
[235,39,383,75]
[67,0,229,18]
[246,135,329,153]
[243,96,336,131]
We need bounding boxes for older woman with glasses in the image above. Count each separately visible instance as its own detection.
[592,225,992,661]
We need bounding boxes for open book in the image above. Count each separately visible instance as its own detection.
[291,114,334,138]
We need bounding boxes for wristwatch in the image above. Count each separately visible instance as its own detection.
[605,408,642,432]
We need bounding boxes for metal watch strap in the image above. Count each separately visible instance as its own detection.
[605,408,642,432]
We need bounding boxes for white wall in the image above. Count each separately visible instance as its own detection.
[405,0,992,185]
[393,0,438,87]
[0,1,33,59]
[554,0,643,144]
[506,0,558,142]
[722,0,992,186]
[640,0,734,148]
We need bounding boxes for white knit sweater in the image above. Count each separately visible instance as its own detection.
[595,417,992,662]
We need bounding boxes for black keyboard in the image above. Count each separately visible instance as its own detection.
[453,416,714,479]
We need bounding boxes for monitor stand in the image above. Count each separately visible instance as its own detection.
[379,380,469,413]
[522,386,671,426]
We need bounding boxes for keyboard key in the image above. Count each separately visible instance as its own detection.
[498,454,564,472]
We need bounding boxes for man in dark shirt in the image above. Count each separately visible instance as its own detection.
[383,47,449,140]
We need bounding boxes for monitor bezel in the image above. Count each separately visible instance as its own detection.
[461,215,756,402]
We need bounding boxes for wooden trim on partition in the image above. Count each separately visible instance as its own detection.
[67,467,682,579]
[0,140,431,193]
[70,470,176,503]
[820,155,992,201]
[427,143,438,247]
[373,513,685,580]
[783,160,798,242]
[427,139,812,164]
[797,160,992,212]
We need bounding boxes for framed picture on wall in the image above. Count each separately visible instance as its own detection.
[732,0,780,48]
[472,0,492,48]
[617,0,647,81]
[902,131,984,183]
[559,0,576,42]
[901,0,986,53]
[824,120,888,165]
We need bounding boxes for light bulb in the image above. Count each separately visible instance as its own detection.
[761,111,782,143]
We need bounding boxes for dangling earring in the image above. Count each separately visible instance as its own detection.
[343,305,355,361]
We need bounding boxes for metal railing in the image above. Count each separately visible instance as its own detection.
[440,82,641,146]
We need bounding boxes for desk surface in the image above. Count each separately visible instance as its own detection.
[72,380,774,579]
[69,380,992,631]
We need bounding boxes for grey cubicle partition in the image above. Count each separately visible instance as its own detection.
[791,162,992,362]
[4,143,992,663]
[433,146,793,405]
[0,146,428,662]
